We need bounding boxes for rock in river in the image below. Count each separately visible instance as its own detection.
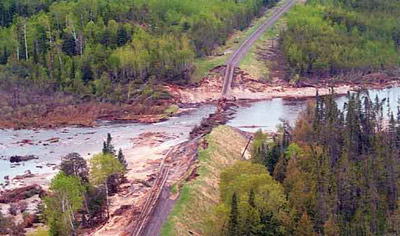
[9,155,39,163]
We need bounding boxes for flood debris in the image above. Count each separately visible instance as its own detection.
[190,98,238,139]
[9,155,38,163]
[0,184,44,204]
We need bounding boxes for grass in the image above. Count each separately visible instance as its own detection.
[160,126,249,236]
[239,0,290,81]
[191,0,291,83]
[192,55,229,83]
[170,183,178,195]
[163,104,179,116]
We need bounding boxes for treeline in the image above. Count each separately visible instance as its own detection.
[281,0,400,77]
[0,0,277,104]
[207,93,400,235]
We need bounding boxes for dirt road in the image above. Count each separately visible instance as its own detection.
[222,0,297,97]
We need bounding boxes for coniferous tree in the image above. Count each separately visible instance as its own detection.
[102,133,115,155]
[248,189,255,208]
[228,192,239,236]
[117,148,128,170]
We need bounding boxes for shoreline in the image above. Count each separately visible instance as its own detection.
[3,81,398,191]
[1,79,398,131]
[1,81,399,234]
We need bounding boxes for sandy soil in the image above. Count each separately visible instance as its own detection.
[92,132,186,236]
[6,172,54,191]
[167,69,355,104]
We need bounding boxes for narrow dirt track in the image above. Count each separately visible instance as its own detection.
[127,148,173,236]
[222,0,297,97]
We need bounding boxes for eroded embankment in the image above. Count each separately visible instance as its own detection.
[160,125,251,236]
[167,65,400,104]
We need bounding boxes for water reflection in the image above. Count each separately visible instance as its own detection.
[228,87,400,132]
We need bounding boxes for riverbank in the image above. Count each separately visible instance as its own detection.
[0,96,180,130]
[167,66,400,104]
[0,103,218,234]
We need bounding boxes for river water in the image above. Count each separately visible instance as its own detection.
[0,105,216,185]
[228,87,400,132]
[0,87,399,185]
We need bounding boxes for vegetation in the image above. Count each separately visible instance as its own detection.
[60,152,89,182]
[44,172,86,236]
[90,154,124,219]
[281,0,400,78]
[204,92,400,235]
[0,0,279,127]
[161,126,249,236]
[27,227,50,236]
[206,161,288,235]
[41,133,127,234]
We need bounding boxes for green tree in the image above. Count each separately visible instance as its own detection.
[44,172,86,236]
[102,133,115,155]
[228,192,239,236]
[89,153,124,219]
[117,148,128,170]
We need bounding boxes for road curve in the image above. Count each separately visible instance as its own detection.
[221,0,297,98]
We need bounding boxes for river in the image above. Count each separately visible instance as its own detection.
[228,87,400,132]
[0,87,399,186]
[0,105,216,186]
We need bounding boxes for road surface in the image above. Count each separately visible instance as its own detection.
[222,0,297,98]
[128,1,297,235]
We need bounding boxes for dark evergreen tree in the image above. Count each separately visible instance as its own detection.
[81,61,93,84]
[117,27,129,46]
[102,133,116,155]
[117,148,128,169]
[0,47,8,64]
[228,192,239,236]
[248,188,255,208]
[257,211,284,236]
[62,34,77,56]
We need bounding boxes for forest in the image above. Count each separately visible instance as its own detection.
[0,0,278,128]
[0,0,275,99]
[206,93,400,235]
[281,0,400,77]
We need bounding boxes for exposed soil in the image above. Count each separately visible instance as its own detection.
[167,36,400,104]
[168,65,400,105]
[0,185,44,232]
[131,132,178,148]
[91,130,195,235]
[0,96,172,130]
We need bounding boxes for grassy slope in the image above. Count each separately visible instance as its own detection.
[239,0,289,81]
[191,0,288,83]
[160,126,249,235]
